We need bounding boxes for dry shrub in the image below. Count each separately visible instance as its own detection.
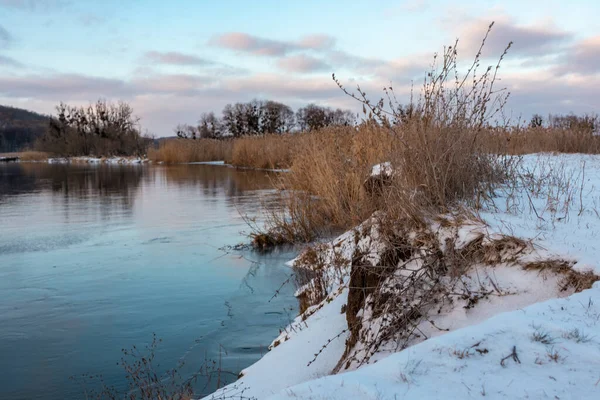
[263,124,393,242]
[148,139,233,164]
[261,23,513,243]
[230,134,296,169]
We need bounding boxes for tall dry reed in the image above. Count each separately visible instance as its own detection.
[147,139,233,164]
[230,134,296,169]
[483,126,600,155]
[258,22,515,243]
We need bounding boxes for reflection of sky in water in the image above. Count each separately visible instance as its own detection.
[0,163,297,399]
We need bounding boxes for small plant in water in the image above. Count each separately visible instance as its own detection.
[72,334,244,400]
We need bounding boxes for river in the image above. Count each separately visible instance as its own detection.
[0,162,297,399]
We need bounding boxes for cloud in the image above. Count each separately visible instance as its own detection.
[143,51,215,66]
[277,55,331,73]
[503,70,600,115]
[209,32,336,56]
[554,36,600,75]
[0,73,130,99]
[0,24,13,47]
[457,17,572,57]
[297,34,336,51]
[131,74,213,96]
[0,0,69,11]
[209,32,291,56]
[0,54,22,67]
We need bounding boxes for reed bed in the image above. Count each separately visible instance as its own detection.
[147,139,233,164]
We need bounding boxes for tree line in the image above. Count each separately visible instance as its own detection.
[529,113,598,133]
[175,100,356,139]
[37,100,148,156]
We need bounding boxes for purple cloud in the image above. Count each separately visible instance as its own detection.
[297,34,336,51]
[209,32,336,56]
[277,55,331,73]
[555,36,600,75]
[143,51,215,66]
[458,17,572,57]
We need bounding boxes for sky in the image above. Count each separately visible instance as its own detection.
[0,0,599,136]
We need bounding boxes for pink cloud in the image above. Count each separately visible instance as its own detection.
[143,51,214,66]
[209,32,337,56]
[277,55,331,73]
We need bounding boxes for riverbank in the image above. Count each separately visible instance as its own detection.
[206,153,600,399]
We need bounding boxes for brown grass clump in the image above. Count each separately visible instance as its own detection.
[17,151,50,161]
[147,139,233,164]
[523,260,599,292]
[231,134,297,169]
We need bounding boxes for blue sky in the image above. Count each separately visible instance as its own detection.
[1,0,599,135]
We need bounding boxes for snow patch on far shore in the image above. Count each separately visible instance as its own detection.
[47,156,149,165]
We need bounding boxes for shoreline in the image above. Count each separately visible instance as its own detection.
[206,152,600,400]
[3,155,289,172]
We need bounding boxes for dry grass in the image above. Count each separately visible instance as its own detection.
[230,134,296,169]
[147,139,233,164]
[484,127,600,155]
[257,124,394,242]
[254,24,517,244]
[0,151,49,161]
[19,151,51,161]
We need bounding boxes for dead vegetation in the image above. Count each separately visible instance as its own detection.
[16,151,50,161]
[147,138,233,164]
[270,24,600,374]
[230,134,296,169]
[290,212,599,373]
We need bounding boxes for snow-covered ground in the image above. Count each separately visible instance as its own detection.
[47,156,149,164]
[206,153,600,400]
[268,283,600,399]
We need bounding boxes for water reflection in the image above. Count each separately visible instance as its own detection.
[162,164,277,198]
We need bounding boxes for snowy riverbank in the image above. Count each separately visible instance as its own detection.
[206,153,600,400]
[47,156,150,164]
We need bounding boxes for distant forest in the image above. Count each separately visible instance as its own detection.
[0,105,49,152]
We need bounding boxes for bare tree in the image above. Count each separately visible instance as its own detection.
[198,112,223,139]
[175,124,198,140]
[41,100,145,156]
[296,104,355,131]
[261,100,295,133]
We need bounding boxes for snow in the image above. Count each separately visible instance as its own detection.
[268,283,600,400]
[204,153,600,400]
[480,153,600,276]
[188,160,226,165]
[46,156,149,164]
[371,162,393,177]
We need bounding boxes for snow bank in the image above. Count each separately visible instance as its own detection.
[268,283,600,400]
[481,153,600,276]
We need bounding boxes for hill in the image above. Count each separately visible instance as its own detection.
[0,105,49,152]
